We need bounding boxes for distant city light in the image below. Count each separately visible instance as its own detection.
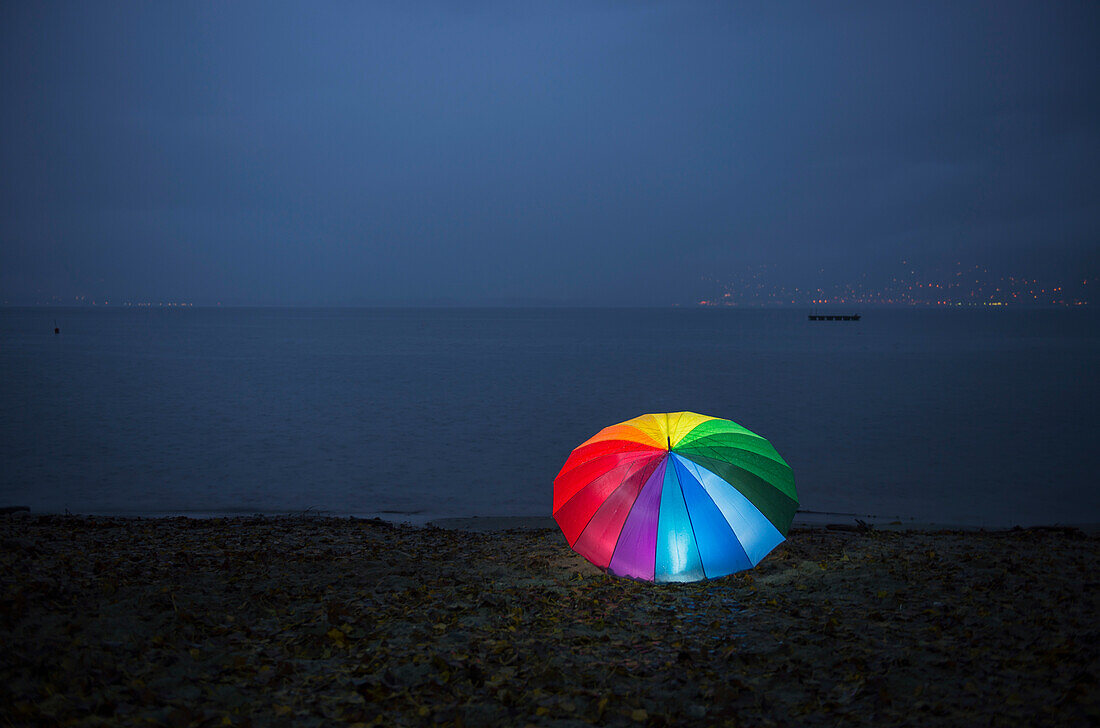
[697,261,1090,308]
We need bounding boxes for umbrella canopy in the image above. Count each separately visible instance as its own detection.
[553,412,797,583]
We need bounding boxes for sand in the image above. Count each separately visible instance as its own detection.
[1,513,1097,727]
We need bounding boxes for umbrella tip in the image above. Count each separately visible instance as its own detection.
[667,435,671,450]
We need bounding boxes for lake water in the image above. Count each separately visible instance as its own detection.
[1,307,1097,527]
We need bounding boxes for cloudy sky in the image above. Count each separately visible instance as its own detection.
[1,1,1097,304]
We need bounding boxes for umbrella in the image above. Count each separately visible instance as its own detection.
[553,412,797,582]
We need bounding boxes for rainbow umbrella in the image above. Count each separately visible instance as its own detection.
[553,412,797,583]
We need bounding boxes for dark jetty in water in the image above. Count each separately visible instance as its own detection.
[809,313,861,321]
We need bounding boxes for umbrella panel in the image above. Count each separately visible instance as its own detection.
[654,457,705,582]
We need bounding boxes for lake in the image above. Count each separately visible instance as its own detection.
[1,307,1096,527]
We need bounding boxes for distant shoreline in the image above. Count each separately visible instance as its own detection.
[1,303,1092,309]
[4,508,1097,534]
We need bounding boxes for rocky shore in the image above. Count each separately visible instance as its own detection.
[1,514,1096,726]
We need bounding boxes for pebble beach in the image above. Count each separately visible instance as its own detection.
[1,514,1097,727]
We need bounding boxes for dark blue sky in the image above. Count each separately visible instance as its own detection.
[2,1,1097,305]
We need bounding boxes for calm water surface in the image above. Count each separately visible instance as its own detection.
[1,307,1096,526]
